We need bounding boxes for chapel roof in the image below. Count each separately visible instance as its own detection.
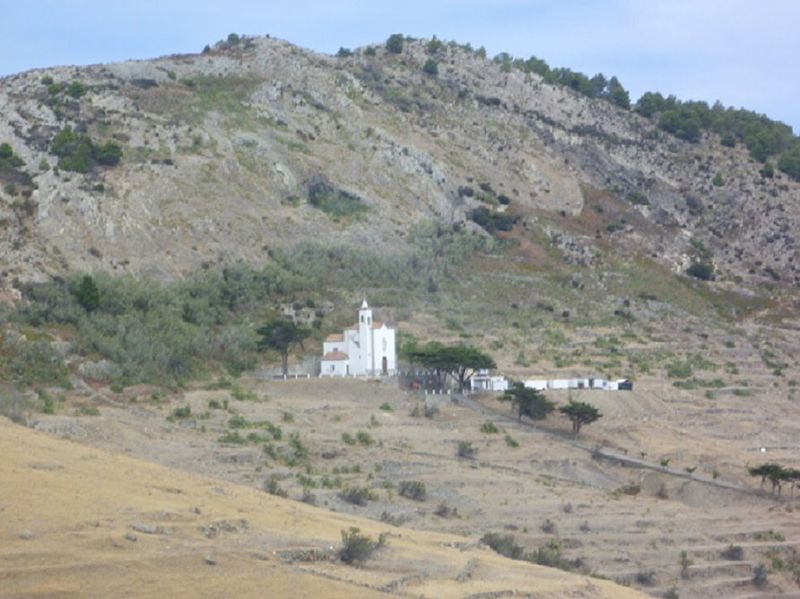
[322,350,349,361]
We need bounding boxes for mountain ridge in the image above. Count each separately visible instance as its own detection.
[0,34,798,296]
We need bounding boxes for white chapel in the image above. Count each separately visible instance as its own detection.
[320,300,396,377]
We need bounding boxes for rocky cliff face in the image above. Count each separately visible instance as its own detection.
[0,36,797,293]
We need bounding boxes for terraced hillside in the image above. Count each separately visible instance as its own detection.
[18,375,800,597]
[0,415,648,599]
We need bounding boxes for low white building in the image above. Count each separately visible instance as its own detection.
[524,377,633,391]
[470,369,509,392]
[320,299,396,377]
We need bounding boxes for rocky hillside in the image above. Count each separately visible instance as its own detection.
[0,34,798,293]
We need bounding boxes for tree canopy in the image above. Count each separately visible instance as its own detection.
[74,275,100,313]
[257,318,311,376]
[499,382,555,422]
[385,34,404,54]
[50,126,123,173]
[404,341,495,391]
[401,35,800,181]
[748,463,800,496]
[559,400,602,435]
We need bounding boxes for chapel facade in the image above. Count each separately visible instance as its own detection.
[320,300,396,377]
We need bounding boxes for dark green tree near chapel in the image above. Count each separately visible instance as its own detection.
[256,319,311,376]
[405,341,496,391]
[74,275,100,313]
[559,400,602,435]
[500,382,555,423]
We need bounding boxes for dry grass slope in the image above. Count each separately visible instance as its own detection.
[0,416,646,598]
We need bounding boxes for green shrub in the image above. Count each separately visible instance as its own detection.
[288,432,308,459]
[74,275,100,312]
[504,434,519,448]
[49,127,122,172]
[307,178,368,220]
[264,475,288,497]
[398,480,426,501]
[527,540,579,571]
[634,570,656,586]
[686,260,714,281]
[218,431,245,444]
[426,37,445,55]
[93,141,122,166]
[339,486,376,506]
[457,441,477,459]
[658,108,701,142]
[422,59,439,76]
[171,405,191,419]
[230,384,257,401]
[356,430,374,447]
[385,34,404,54]
[228,414,248,428]
[540,518,556,534]
[0,143,25,173]
[434,501,457,518]
[66,81,87,98]
[40,392,55,414]
[778,144,800,180]
[339,527,383,564]
[49,127,94,173]
[481,532,523,559]
[468,207,517,233]
[481,420,499,433]
[666,360,693,379]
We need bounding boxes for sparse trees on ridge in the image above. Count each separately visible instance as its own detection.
[495,385,601,436]
[748,463,800,496]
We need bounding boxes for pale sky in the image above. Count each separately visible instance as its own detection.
[3,1,799,132]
